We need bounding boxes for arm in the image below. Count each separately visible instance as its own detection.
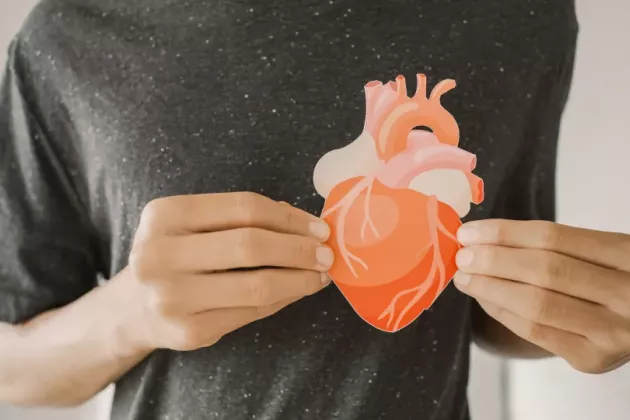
[0,196,334,407]
[0,269,150,407]
[0,35,333,408]
[0,38,148,406]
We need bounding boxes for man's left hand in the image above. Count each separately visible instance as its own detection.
[453,219,630,373]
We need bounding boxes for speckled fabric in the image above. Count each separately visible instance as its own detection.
[0,0,577,419]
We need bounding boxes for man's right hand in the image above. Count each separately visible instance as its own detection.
[0,192,334,407]
[126,192,334,353]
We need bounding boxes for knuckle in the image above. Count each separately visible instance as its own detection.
[255,298,291,319]
[577,352,616,374]
[169,320,221,351]
[478,299,502,319]
[493,222,509,245]
[541,254,568,286]
[141,197,169,227]
[129,241,165,282]
[175,323,202,350]
[537,221,562,249]
[203,335,223,348]
[530,288,560,325]
[528,291,551,323]
[128,247,143,275]
[248,273,272,306]
[255,302,276,319]
[147,286,177,318]
[234,228,259,263]
[234,192,263,224]
[562,341,619,375]
[523,320,546,343]
[284,208,297,229]
[294,239,312,260]
[565,354,591,374]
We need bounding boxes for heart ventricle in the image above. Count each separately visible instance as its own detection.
[322,176,462,332]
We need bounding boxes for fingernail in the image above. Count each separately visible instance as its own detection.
[457,225,480,244]
[321,273,332,285]
[456,249,475,268]
[316,246,334,269]
[310,220,331,241]
[453,271,471,287]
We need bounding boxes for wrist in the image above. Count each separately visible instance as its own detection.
[105,267,156,361]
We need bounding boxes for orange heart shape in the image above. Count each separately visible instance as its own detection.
[313,74,484,333]
[323,177,461,332]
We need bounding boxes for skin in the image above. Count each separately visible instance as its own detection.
[0,192,334,406]
[455,219,630,373]
[1,199,629,407]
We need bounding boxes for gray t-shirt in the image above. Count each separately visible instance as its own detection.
[0,0,578,419]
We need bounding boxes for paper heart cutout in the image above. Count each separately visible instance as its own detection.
[313,74,484,332]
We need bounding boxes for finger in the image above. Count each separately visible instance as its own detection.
[184,296,300,348]
[475,298,599,372]
[165,228,334,272]
[454,272,616,342]
[159,269,331,313]
[457,219,630,272]
[141,192,330,240]
[455,245,630,309]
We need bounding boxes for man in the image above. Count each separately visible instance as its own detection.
[1,1,629,419]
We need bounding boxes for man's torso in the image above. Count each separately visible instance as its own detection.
[15,0,578,418]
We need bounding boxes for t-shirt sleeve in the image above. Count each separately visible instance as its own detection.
[0,40,99,324]
[489,44,577,223]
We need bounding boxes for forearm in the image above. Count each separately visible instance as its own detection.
[0,268,152,407]
[471,302,552,359]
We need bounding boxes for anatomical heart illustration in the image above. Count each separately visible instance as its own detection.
[313,74,484,332]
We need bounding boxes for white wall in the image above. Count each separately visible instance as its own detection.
[0,1,32,64]
[508,1,630,419]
